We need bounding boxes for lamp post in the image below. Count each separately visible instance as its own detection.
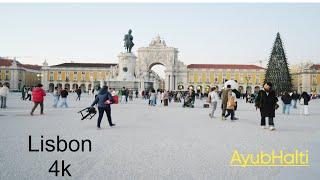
[36,73,42,84]
[244,75,251,93]
[90,75,94,93]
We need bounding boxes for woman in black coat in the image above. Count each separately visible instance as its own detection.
[300,91,311,115]
[255,82,278,131]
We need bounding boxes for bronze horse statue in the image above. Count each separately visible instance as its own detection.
[124,29,134,53]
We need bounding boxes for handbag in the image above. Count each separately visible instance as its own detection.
[104,96,114,105]
[274,103,279,110]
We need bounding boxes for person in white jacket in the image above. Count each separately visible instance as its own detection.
[208,87,219,118]
[0,84,9,108]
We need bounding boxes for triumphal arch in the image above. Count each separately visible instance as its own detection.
[135,36,187,91]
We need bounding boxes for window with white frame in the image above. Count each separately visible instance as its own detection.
[49,72,54,81]
[81,72,86,81]
[66,72,70,81]
[58,71,62,81]
[74,72,78,81]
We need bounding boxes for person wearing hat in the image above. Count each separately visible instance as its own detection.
[255,82,278,131]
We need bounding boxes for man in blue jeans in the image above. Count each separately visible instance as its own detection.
[281,92,292,115]
[59,88,69,108]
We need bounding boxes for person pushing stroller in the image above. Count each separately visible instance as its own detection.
[183,89,195,108]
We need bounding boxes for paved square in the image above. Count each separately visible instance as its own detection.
[0,93,319,180]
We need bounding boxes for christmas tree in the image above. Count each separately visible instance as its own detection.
[264,32,292,95]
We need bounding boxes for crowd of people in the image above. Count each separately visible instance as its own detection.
[0,82,316,131]
[205,82,312,131]
[280,90,311,115]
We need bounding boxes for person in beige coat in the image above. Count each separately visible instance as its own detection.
[224,91,238,121]
[0,84,9,108]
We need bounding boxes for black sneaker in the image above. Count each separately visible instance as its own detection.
[110,124,116,127]
[231,117,239,120]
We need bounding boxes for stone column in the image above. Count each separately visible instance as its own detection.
[167,75,171,90]
[86,82,90,92]
[302,70,310,92]
[173,74,176,90]
[170,73,174,91]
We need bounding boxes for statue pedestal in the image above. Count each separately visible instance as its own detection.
[117,52,137,81]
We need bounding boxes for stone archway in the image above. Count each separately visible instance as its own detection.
[48,83,54,92]
[80,84,86,92]
[4,82,10,88]
[196,85,202,94]
[65,83,70,91]
[178,84,184,90]
[136,35,187,91]
[246,86,252,93]
[72,84,78,90]
[57,83,62,89]
[148,62,166,90]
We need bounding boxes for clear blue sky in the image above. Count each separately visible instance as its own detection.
[0,3,319,67]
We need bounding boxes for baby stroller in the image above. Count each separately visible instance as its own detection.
[78,107,97,120]
[183,95,194,108]
[248,94,255,103]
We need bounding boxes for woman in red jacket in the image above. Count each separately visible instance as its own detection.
[30,84,46,115]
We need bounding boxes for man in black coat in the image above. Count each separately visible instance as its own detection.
[300,91,311,115]
[291,91,300,109]
[255,82,278,131]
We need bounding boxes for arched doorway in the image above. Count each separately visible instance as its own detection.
[80,84,86,92]
[57,83,62,89]
[212,85,219,91]
[4,82,10,88]
[72,84,78,90]
[48,83,54,92]
[65,84,70,91]
[204,85,210,97]
[246,86,252,93]
[196,85,202,94]
[188,85,194,90]
[149,63,166,90]
[205,85,210,93]
[178,84,184,90]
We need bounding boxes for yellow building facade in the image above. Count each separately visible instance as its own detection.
[186,64,265,93]
[0,58,41,91]
[41,62,118,92]
[291,62,320,93]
